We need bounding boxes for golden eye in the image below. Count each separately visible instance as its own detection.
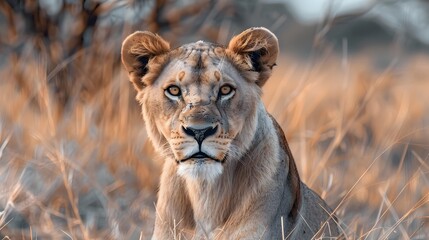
[220,85,234,95]
[166,85,181,96]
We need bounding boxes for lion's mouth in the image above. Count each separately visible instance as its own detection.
[179,152,223,163]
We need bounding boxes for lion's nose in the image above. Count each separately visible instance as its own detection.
[182,126,218,144]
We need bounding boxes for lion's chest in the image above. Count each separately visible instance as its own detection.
[184,178,231,235]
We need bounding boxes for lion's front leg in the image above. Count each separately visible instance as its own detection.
[152,161,194,240]
[213,185,285,240]
[214,219,270,240]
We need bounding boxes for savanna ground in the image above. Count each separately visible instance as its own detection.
[1,1,429,239]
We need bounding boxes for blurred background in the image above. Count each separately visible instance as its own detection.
[1,0,429,239]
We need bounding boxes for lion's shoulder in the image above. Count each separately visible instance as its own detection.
[268,114,302,218]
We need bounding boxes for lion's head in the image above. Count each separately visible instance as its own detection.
[121,28,279,181]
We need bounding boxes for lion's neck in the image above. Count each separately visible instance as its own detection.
[183,102,283,234]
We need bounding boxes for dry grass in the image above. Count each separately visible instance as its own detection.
[266,54,429,239]
[1,40,429,239]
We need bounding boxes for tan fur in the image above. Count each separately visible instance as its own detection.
[121,27,341,239]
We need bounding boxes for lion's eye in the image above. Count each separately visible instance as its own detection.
[220,85,234,96]
[166,85,181,97]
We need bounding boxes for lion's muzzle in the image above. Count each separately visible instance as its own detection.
[182,125,218,145]
[176,124,225,181]
[177,125,223,163]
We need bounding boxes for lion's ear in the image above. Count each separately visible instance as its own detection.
[121,31,170,90]
[227,27,279,87]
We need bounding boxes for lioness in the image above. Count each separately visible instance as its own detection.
[121,27,340,239]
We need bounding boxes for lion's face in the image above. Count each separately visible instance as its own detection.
[122,28,279,181]
[140,43,261,180]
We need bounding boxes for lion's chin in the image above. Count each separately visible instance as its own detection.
[177,159,223,182]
